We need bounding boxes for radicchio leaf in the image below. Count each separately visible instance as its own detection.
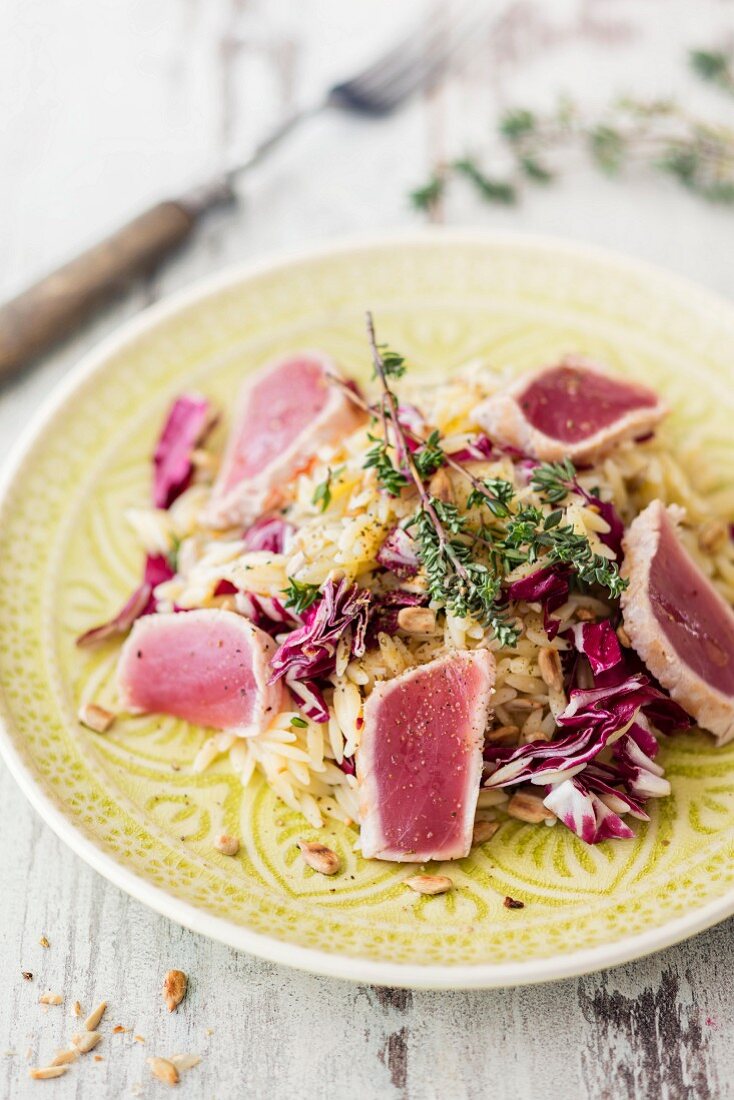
[485,674,688,789]
[575,485,625,557]
[234,592,295,634]
[571,620,622,676]
[369,589,429,638]
[376,526,420,579]
[270,578,372,684]
[286,676,330,724]
[76,555,174,647]
[153,393,214,509]
[543,777,635,843]
[448,434,495,462]
[242,515,296,554]
[397,404,426,452]
[505,565,572,640]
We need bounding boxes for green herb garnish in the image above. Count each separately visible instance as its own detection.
[364,437,409,496]
[290,716,308,729]
[410,82,734,211]
[166,535,182,573]
[413,429,445,479]
[283,578,320,615]
[690,48,734,95]
[312,465,344,513]
[531,458,577,504]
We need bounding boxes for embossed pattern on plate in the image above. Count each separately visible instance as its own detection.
[1,234,734,987]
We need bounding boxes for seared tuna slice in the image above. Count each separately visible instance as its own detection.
[206,352,363,527]
[621,501,734,744]
[117,609,285,734]
[474,357,667,463]
[357,650,495,862]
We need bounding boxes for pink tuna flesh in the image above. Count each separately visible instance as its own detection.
[357,650,495,862]
[207,352,363,527]
[519,364,658,443]
[649,511,734,694]
[117,609,285,734]
[218,356,329,493]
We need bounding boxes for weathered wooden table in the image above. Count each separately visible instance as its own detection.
[2,2,733,1095]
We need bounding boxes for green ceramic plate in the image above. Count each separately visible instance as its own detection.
[2,232,734,989]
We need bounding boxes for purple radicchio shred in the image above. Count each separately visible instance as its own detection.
[338,754,356,777]
[447,434,495,462]
[269,578,372,686]
[242,515,296,554]
[214,580,238,597]
[368,589,429,639]
[484,617,691,843]
[286,676,330,724]
[505,565,572,640]
[543,775,637,843]
[574,485,625,557]
[152,394,214,510]
[397,404,426,453]
[376,526,420,579]
[76,554,174,647]
[235,592,295,634]
[571,619,622,676]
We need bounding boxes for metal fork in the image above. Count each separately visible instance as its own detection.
[0,2,494,381]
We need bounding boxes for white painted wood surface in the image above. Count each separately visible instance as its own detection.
[2,1,734,1095]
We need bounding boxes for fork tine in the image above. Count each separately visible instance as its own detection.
[328,1,492,115]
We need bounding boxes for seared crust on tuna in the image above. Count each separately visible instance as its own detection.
[474,357,667,463]
[621,501,734,744]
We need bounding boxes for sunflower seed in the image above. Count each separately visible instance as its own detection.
[213,834,240,857]
[163,970,187,1013]
[297,839,341,875]
[77,702,115,733]
[404,874,453,896]
[148,1057,179,1086]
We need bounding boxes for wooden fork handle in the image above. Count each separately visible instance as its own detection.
[0,188,234,382]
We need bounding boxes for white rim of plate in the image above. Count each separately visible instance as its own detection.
[1,228,733,990]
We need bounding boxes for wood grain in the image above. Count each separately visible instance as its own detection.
[2,1,734,1096]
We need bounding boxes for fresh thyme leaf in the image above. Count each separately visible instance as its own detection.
[364,438,409,496]
[519,155,554,183]
[290,716,308,729]
[283,578,321,615]
[452,158,517,204]
[690,48,734,95]
[166,535,182,573]
[466,477,515,517]
[407,500,518,645]
[413,430,446,479]
[531,459,577,503]
[500,108,537,141]
[589,124,625,173]
[312,469,332,512]
[410,68,734,214]
[376,344,406,379]
[410,172,446,211]
[312,466,344,513]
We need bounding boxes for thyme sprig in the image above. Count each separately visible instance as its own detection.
[411,91,734,212]
[530,459,577,504]
[365,313,518,644]
[364,436,409,497]
[331,329,627,646]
